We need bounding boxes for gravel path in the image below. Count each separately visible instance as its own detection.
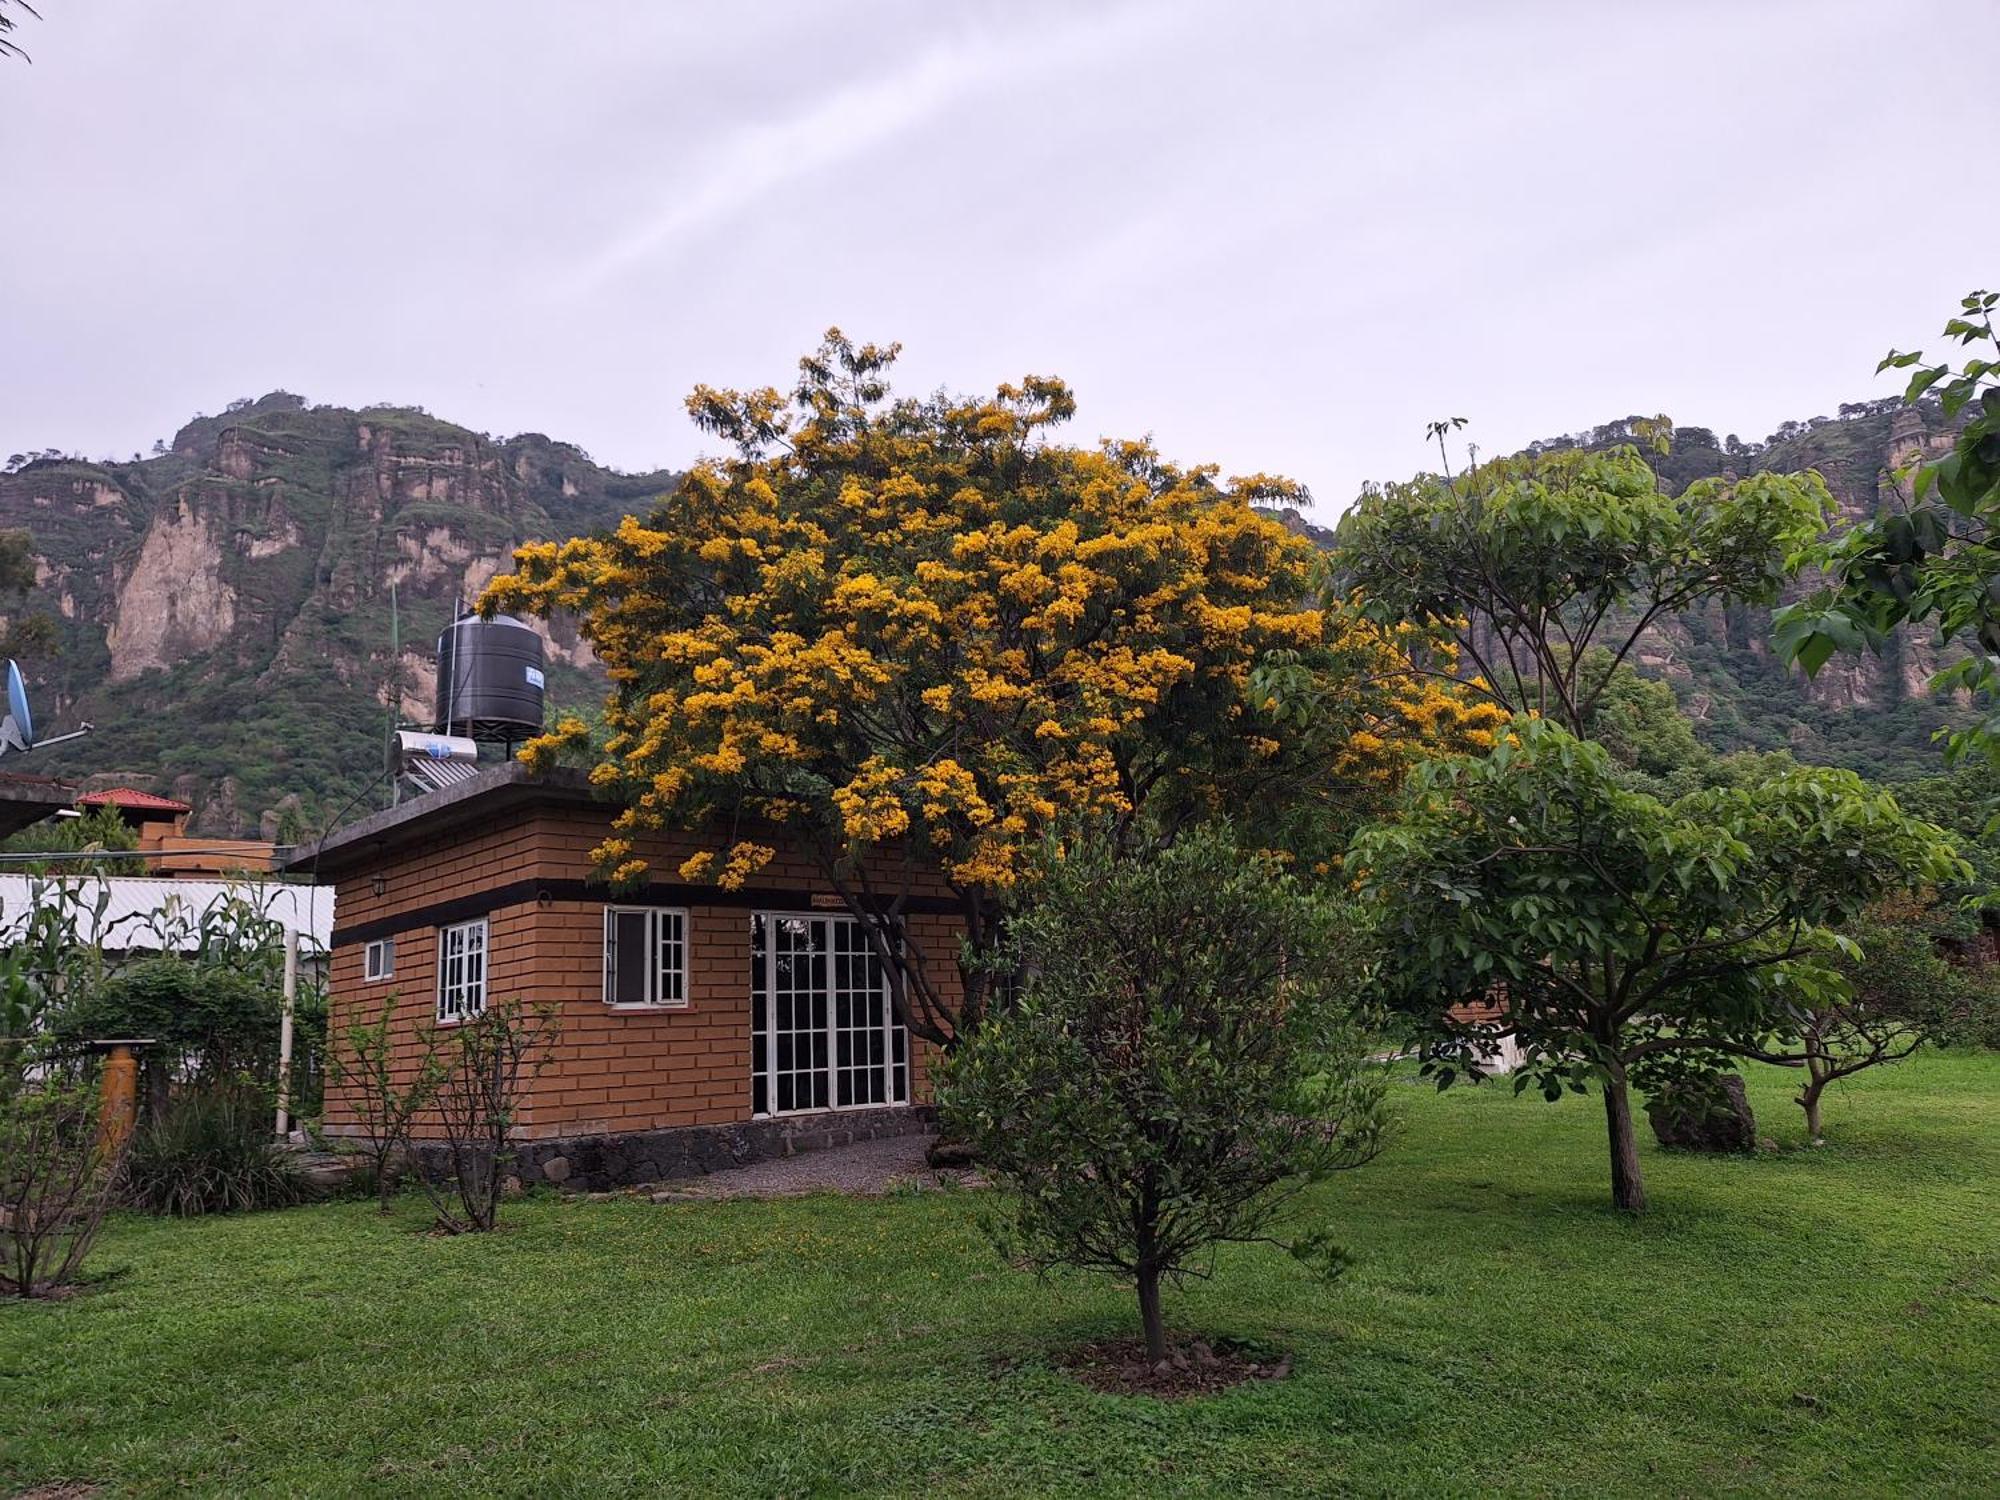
[637,1133,985,1202]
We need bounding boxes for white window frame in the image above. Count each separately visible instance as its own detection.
[363,937,395,983]
[751,911,909,1118]
[603,905,690,1009]
[436,918,488,1024]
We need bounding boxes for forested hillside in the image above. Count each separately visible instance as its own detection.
[0,389,1965,838]
[0,393,675,837]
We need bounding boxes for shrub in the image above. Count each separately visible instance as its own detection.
[941,828,1388,1364]
[409,1001,556,1234]
[124,1084,313,1217]
[1,1065,125,1298]
[52,957,282,1103]
[326,993,439,1213]
[1937,965,2000,1050]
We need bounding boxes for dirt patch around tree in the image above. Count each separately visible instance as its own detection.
[1051,1336,1294,1398]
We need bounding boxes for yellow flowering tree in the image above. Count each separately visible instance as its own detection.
[484,332,1497,1046]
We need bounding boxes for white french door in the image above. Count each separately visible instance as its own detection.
[751,913,910,1116]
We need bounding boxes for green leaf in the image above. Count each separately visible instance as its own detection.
[1905,366,1948,403]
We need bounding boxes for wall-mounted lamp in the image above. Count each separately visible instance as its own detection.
[370,872,387,897]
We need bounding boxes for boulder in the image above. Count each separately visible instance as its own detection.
[1646,1073,1757,1154]
[925,1137,977,1169]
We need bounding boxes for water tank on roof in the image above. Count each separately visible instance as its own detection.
[434,612,545,743]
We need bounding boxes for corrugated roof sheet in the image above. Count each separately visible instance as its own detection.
[0,875,332,952]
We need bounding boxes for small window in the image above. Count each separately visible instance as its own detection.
[363,937,395,983]
[604,906,688,1008]
[436,918,488,1023]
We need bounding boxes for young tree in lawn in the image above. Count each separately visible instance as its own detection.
[409,1000,556,1234]
[939,827,1388,1364]
[1776,896,1965,1143]
[0,1062,127,1298]
[326,994,444,1213]
[485,330,1499,1049]
[1334,430,1833,736]
[1351,719,1960,1212]
[1776,290,2000,764]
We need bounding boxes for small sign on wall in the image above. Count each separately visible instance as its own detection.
[811,892,845,910]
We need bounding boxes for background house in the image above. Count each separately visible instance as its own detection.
[76,786,280,878]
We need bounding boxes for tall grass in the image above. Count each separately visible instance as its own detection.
[124,1085,313,1217]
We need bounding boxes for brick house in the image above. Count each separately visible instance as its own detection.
[285,762,959,1189]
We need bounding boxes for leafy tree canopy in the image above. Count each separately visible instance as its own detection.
[1352,717,1961,1210]
[487,331,1499,1044]
[1776,291,2000,763]
[0,805,138,874]
[1574,646,1705,782]
[1334,433,1833,735]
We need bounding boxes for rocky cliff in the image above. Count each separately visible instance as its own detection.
[1551,400,1970,779]
[0,393,675,837]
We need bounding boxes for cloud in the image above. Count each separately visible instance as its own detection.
[558,2,1175,298]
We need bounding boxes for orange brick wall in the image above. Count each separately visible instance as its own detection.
[322,802,955,1142]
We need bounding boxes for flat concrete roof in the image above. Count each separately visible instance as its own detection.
[0,770,79,840]
[281,762,601,880]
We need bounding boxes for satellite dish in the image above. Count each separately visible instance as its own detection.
[5,660,32,748]
[0,661,29,755]
[0,660,88,758]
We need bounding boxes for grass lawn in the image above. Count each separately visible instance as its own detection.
[4,1054,1995,1498]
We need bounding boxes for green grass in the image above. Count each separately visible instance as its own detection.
[4,1055,1996,1498]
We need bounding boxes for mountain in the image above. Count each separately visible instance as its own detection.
[1270,400,1970,781]
[0,390,1968,840]
[1520,399,1971,781]
[0,392,675,838]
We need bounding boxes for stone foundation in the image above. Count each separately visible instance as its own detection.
[494,1106,936,1191]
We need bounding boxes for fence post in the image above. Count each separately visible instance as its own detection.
[275,927,299,1139]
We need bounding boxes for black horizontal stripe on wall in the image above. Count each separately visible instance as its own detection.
[330,877,961,949]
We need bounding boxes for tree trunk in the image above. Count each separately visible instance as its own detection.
[1808,1048,1832,1144]
[1801,1053,1830,1144]
[1602,1063,1647,1214]
[1137,1262,1168,1364]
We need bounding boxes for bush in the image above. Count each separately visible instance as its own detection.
[1,1066,125,1298]
[941,828,1388,1363]
[408,1001,557,1234]
[53,957,281,1096]
[124,1084,313,1217]
[1936,964,2000,1049]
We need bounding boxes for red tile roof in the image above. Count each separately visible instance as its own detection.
[78,786,192,814]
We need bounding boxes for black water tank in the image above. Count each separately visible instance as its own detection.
[434,612,545,742]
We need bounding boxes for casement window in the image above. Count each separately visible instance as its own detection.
[436,918,488,1023]
[750,913,909,1116]
[363,937,395,983]
[603,906,689,1008]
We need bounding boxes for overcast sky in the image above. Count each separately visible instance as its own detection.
[3,1,1993,510]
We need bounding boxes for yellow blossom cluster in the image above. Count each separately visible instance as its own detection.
[484,333,1496,894]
